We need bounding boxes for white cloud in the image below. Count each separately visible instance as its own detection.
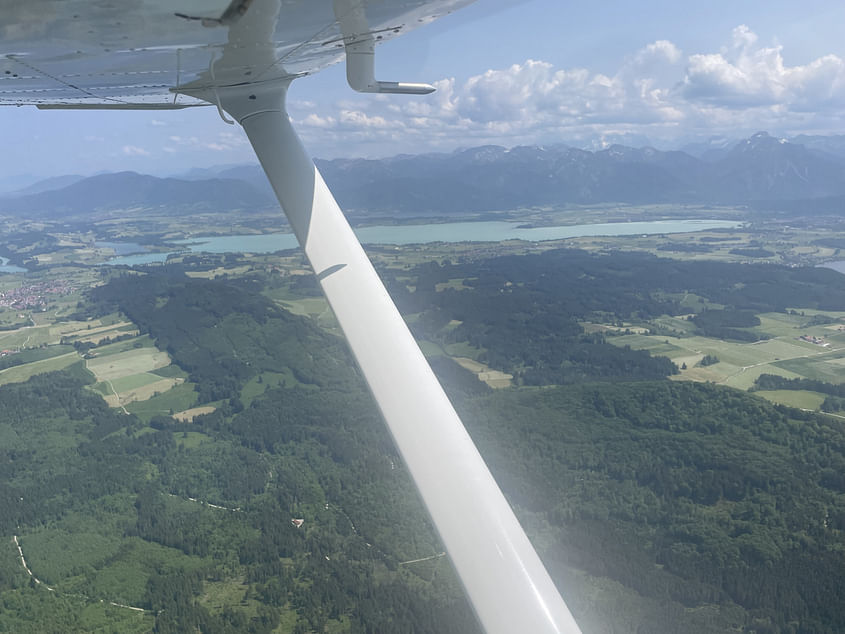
[163,131,247,153]
[122,145,150,156]
[293,26,845,156]
[682,24,845,110]
[338,110,394,129]
[299,113,337,128]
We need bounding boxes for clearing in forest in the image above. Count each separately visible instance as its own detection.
[172,406,216,422]
[453,356,513,389]
[86,345,182,409]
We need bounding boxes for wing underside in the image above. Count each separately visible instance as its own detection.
[0,0,472,106]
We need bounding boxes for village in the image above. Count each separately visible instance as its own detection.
[0,279,74,311]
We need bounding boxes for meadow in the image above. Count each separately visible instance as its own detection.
[0,351,81,386]
[609,308,845,407]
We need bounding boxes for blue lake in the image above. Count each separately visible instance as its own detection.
[821,261,845,275]
[106,218,743,266]
[0,256,26,273]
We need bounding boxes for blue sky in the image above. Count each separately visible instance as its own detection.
[3,0,845,184]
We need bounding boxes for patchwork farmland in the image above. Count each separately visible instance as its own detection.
[609,308,845,409]
[84,340,182,410]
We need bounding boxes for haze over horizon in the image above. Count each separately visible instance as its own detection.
[1,0,844,183]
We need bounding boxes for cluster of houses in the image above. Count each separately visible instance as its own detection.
[0,280,74,311]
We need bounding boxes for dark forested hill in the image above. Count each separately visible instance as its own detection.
[86,271,359,402]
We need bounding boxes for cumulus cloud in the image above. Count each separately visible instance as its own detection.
[166,130,247,152]
[292,26,845,155]
[684,25,788,106]
[122,145,150,156]
[679,24,845,132]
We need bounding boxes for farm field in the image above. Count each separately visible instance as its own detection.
[610,308,845,406]
[172,406,216,422]
[85,345,182,409]
[59,320,139,345]
[240,369,300,407]
[125,382,200,420]
[275,296,340,332]
[0,314,129,350]
[0,351,81,386]
[85,347,171,381]
[453,356,513,388]
[752,389,827,410]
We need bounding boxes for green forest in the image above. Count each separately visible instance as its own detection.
[381,248,845,382]
[3,251,845,633]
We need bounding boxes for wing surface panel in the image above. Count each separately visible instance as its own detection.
[0,0,473,106]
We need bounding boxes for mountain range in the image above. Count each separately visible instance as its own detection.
[2,132,845,219]
[0,172,275,218]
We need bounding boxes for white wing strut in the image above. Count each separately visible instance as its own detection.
[215,81,582,634]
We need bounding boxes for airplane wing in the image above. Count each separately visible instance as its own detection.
[0,2,583,633]
[0,0,464,107]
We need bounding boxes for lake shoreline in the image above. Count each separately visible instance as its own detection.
[106,218,743,266]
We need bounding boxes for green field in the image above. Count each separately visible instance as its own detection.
[125,382,199,419]
[264,289,342,332]
[751,389,828,410]
[0,324,54,349]
[443,341,483,359]
[773,351,845,383]
[649,314,700,335]
[417,339,446,357]
[612,309,845,401]
[94,334,156,356]
[151,364,189,379]
[89,382,112,396]
[276,296,329,319]
[0,344,74,369]
[86,348,170,382]
[110,372,168,393]
[0,351,80,386]
[241,370,297,406]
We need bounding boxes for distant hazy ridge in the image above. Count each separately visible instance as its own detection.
[3,132,845,217]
